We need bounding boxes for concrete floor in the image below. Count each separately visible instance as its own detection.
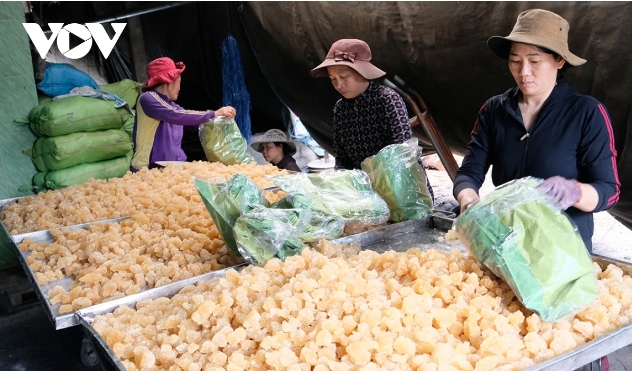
[0,300,99,371]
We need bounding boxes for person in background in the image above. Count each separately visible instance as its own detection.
[131,57,236,171]
[251,129,302,172]
[310,39,434,201]
[453,9,620,255]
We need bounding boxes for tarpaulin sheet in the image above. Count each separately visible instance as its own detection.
[30,1,632,230]
[236,1,632,230]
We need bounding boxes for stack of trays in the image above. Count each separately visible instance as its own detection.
[307,158,335,173]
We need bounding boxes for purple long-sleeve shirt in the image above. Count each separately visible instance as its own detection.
[131,91,215,170]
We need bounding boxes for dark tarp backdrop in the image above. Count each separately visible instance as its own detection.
[235,1,632,230]
[29,1,632,230]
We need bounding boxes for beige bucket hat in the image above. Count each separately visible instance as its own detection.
[310,39,386,79]
[251,129,297,156]
[488,9,586,66]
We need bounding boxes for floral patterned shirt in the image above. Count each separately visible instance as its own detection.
[332,81,434,200]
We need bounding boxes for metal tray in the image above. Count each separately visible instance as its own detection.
[337,217,632,370]
[2,215,131,329]
[44,212,632,370]
[331,211,466,255]
[0,195,247,330]
[76,264,246,371]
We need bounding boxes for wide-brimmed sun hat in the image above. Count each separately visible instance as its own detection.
[310,39,386,79]
[251,129,297,156]
[142,57,186,92]
[487,9,586,66]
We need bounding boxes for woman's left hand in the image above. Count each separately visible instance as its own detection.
[537,176,582,210]
[216,106,237,118]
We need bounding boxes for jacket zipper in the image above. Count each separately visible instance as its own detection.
[520,132,530,177]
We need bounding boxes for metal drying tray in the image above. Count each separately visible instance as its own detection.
[76,264,247,371]
[1,211,131,329]
[331,213,632,370]
[331,210,466,255]
[47,211,632,370]
[1,195,247,330]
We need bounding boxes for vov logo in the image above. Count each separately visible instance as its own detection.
[23,23,127,60]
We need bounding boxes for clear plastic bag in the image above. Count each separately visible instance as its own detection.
[193,174,266,255]
[269,196,345,242]
[199,116,254,165]
[298,211,345,242]
[271,170,390,227]
[362,138,433,222]
[233,206,307,264]
[454,177,598,322]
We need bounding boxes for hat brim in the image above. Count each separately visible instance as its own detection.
[487,35,586,66]
[310,59,386,79]
[251,141,297,156]
[142,67,185,92]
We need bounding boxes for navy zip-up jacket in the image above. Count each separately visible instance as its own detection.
[454,82,620,251]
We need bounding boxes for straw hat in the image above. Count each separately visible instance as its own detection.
[310,39,386,79]
[142,57,186,92]
[487,9,586,66]
[250,129,297,156]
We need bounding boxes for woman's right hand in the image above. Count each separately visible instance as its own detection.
[457,188,480,214]
[215,106,236,118]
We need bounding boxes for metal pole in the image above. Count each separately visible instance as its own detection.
[86,1,192,24]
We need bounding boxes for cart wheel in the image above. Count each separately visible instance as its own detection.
[80,337,100,367]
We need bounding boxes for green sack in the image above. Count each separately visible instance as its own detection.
[122,114,135,140]
[29,96,133,137]
[234,206,307,264]
[272,170,390,226]
[28,129,132,172]
[99,79,143,108]
[199,117,254,165]
[37,93,53,106]
[455,177,598,322]
[194,174,267,255]
[34,152,131,190]
[362,138,433,222]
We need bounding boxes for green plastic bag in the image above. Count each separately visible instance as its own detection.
[298,211,345,242]
[99,79,143,108]
[29,96,133,137]
[455,177,598,322]
[28,129,132,172]
[362,138,433,222]
[271,170,390,226]
[199,116,254,165]
[234,206,307,264]
[194,174,267,255]
[33,151,131,190]
[269,196,345,241]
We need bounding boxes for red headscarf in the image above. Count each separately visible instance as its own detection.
[142,57,186,92]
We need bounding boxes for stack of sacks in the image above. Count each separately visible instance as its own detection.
[27,78,142,191]
[99,79,143,139]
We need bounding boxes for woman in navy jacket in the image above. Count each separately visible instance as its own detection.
[454,9,620,252]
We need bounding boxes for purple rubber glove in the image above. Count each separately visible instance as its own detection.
[537,176,582,210]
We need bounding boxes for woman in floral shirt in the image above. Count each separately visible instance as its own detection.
[311,39,434,200]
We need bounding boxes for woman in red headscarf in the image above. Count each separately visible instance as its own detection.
[131,57,237,171]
